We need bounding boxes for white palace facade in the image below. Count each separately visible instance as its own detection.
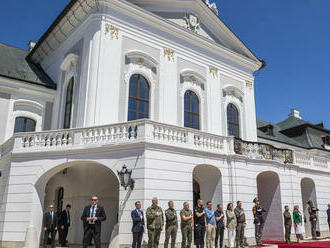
[0,0,330,247]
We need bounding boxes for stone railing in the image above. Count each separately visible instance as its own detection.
[234,138,294,164]
[294,151,329,169]
[10,120,234,155]
[3,120,329,170]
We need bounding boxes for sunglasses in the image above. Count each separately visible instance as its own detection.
[91,199,98,201]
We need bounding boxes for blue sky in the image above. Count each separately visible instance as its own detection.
[1,0,329,127]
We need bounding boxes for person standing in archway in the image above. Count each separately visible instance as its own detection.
[234,201,246,248]
[283,205,292,244]
[252,197,266,247]
[42,204,58,248]
[307,200,319,240]
[131,201,145,248]
[59,204,71,247]
[81,196,107,248]
[146,197,164,248]
[164,201,178,248]
[180,202,193,248]
[194,199,206,248]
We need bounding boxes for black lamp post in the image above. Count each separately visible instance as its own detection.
[117,165,135,190]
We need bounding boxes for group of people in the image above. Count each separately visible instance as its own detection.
[41,195,328,248]
[283,200,320,244]
[132,197,266,248]
[42,195,106,248]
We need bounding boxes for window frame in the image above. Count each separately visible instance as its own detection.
[227,103,240,138]
[63,77,74,129]
[127,74,150,121]
[184,90,200,130]
[14,116,36,133]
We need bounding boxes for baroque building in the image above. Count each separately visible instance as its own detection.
[0,0,329,247]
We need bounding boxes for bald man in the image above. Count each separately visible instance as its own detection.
[146,197,164,248]
[42,204,58,248]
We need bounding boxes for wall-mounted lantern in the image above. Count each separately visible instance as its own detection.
[117,165,135,190]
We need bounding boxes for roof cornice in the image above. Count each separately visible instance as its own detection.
[28,0,262,71]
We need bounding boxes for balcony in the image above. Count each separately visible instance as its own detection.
[0,119,234,157]
[0,119,329,171]
[234,138,294,164]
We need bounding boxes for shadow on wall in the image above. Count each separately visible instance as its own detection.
[301,177,318,237]
[257,171,284,241]
[193,164,222,207]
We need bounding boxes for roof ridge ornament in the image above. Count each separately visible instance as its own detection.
[205,0,219,15]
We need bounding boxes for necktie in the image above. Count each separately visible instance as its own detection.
[91,206,95,224]
[51,212,53,224]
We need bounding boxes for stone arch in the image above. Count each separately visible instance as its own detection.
[301,177,318,236]
[192,164,222,208]
[256,171,284,240]
[34,160,119,246]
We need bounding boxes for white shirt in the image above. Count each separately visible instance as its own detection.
[89,205,97,224]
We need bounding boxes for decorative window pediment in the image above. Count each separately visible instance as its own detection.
[125,51,157,73]
[223,86,244,102]
[180,70,205,91]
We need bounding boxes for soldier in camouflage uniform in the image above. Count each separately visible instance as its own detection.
[165,201,178,248]
[146,197,164,248]
[180,202,193,248]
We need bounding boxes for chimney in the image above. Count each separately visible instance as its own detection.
[289,109,302,119]
[28,40,36,51]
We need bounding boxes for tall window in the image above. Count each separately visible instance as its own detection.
[14,117,36,133]
[63,78,74,129]
[184,90,200,129]
[128,74,150,121]
[227,103,239,138]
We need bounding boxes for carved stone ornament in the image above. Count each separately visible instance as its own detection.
[209,66,218,78]
[105,24,119,40]
[163,48,175,62]
[183,13,200,32]
[223,89,243,102]
[245,80,253,88]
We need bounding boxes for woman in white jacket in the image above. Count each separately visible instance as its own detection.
[226,203,237,248]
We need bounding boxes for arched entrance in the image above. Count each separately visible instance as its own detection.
[193,165,222,209]
[301,178,318,236]
[257,171,283,240]
[36,161,119,246]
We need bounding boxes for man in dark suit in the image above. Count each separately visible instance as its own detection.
[81,195,106,248]
[131,201,145,248]
[43,204,58,248]
[59,204,71,247]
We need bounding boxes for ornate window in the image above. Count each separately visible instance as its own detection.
[227,103,239,138]
[63,77,74,129]
[14,117,36,133]
[184,90,200,129]
[128,74,150,121]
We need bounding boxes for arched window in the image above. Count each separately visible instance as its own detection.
[227,103,239,138]
[184,90,200,129]
[14,117,36,133]
[63,77,74,129]
[128,74,150,121]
